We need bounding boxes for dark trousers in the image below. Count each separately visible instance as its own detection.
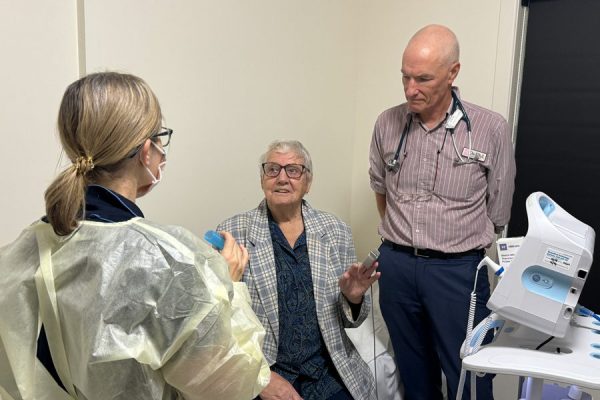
[377,241,494,400]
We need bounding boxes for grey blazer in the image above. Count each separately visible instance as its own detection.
[218,199,376,400]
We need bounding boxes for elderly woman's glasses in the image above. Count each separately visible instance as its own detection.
[262,162,308,179]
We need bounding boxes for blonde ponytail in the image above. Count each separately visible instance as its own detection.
[44,72,162,235]
[44,165,87,236]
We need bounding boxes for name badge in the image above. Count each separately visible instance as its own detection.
[462,148,487,162]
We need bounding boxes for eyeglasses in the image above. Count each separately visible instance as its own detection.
[262,162,309,179]
[127,127,173,158]
[151,127,173,148]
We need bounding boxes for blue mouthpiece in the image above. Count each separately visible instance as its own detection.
[204,230,225,250]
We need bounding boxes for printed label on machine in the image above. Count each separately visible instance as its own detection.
[496,237,524,268]
[543,247,573,270]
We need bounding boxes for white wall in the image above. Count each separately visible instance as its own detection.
[82,0,359,235]
[1,1,79,245]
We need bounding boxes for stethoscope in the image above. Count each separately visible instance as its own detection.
[385,90,475,172]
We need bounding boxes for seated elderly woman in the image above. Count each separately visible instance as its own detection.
[0,72,269,400]
[218,140,379,400]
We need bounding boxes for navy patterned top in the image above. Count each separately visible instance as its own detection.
[268,216,345,399]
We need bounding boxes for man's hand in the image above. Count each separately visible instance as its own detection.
[259,372,303,400]
[338,261,381,304]
[375,192,387,219]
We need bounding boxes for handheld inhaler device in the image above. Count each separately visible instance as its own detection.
[204,230,225,250]
[487,192,595,338]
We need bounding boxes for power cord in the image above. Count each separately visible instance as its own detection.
[371,285,378,400]
[534,336,554,351]
[577,305,600,323]
[456,257,499,400]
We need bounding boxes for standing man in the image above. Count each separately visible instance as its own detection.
[369,25,516,399]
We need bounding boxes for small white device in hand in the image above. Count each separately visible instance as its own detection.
[362,249,380,268]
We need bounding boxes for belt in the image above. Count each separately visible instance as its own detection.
[383,240,483,259]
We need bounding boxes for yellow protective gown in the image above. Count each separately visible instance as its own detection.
[0,218,270,400]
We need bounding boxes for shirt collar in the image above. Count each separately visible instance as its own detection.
[84,184,144,222]
[267,208,306,250]
[409,86,460,132]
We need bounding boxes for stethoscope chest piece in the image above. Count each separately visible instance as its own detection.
[386,159,400,172]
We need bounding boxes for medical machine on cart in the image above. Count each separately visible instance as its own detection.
[458,192,599,400]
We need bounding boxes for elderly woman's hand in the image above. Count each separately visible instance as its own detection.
[338,261,380,304]
[259,371,303,400]
[219,231,249,282]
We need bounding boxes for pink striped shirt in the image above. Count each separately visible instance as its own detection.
[369,93,516,253]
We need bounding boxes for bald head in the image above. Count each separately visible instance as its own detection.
[404,24,459,67]
[401,25,461,125]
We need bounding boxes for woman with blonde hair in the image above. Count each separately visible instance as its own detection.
[0,72,269,400]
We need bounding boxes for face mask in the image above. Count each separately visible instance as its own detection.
[142,141,167,190]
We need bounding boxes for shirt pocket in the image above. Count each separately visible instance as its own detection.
[434,155,485,201]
